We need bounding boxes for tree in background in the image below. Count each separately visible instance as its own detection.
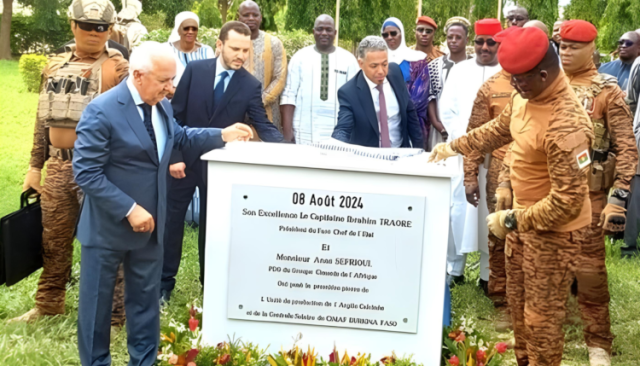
[421,0,473,44]
[193,0,223,28]
[596,0,637,53]
[284,0,334,31]
[517,0,559,32]
[1,0,12,59]
[564,0,608,25]
[145,0,196,27]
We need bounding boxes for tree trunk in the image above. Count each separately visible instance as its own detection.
[0,0,13,60]
[219,0,228,23]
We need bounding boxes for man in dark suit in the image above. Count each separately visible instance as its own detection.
[331,36,423,149]
[73,41,252,366]
[162,21,283,299]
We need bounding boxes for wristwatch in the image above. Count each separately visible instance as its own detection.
[504,210,517,231]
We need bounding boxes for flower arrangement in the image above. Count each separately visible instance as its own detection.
[157,304,202,366]
[442,317,508,366]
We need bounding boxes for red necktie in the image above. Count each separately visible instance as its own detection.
[376,83,391,148]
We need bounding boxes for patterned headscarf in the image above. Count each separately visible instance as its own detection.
[444,17,471,33]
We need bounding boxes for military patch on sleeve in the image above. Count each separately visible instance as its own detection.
[576,149,591,169]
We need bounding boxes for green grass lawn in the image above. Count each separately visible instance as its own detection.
[0,59,639,365]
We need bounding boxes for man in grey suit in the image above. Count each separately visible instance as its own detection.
[73,41,252,366]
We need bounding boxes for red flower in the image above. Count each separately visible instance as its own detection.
[380,356,396,365]
[448,330,459,340]
[329,350,338,363]
[350,356,357,365]
[449,355,459,366]
[495,342,508,354]
[476,349,486,363]
[477,363,484,366]
[186,349,199,362]
[217,354,231,365]
[189,305,198,318]
[189,317,199,332]
[454,332,466,343]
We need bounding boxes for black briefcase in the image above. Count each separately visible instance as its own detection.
[0,188,43,287]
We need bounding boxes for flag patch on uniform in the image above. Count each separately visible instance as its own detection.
[576,149,591,169]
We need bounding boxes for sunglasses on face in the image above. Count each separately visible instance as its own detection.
[416,27,434,35]
[382,31,399,39]
[475,38,497,46]
[182,26,198,32]
[619,40,634,48]
[75,21,110,33]
[507,16,526,22]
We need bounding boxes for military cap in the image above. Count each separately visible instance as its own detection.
[560,20,598,43]
[68,0,116,24]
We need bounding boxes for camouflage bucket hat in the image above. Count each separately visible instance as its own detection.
[68,0,116,24]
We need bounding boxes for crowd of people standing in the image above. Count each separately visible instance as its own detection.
[10,0,640,365]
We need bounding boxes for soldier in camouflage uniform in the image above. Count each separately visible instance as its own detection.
[111,0,147,52]
[559,20,637,366]
[463,70,514,330]
[12,0,127,326]
[431,26,595,366]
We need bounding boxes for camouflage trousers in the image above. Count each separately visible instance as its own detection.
[36,156,126,326]
[575,191,613,352]
[506,227,585,366]
[486,157,507,306]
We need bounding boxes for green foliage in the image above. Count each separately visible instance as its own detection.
[18,54,47,93]
[517,0,559,34]
[193,338,269,366]
[284,0,335,32]
[254,0,287,32]
[339,0,418,47]
[421,0,472,45]
[142,28,172,43]
[597,0,637,53]
[193,0,224,28]
[564,0,608,26]
[143,0,197,27]
[272,29,315,61]
[138,11,168,32]
[9,14,73,55]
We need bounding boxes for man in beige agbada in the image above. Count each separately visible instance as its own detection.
[238,0,287,131]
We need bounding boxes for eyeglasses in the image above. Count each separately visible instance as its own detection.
[474,38,497,46]
[618,40,635,48]
[182,26,198,32]
[381,31,399,39]
[416,27,434,35]
[507,16,526,22]
[75,21,110,33]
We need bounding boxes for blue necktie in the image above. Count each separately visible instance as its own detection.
[141,103,157,154]
[214,71,229,108]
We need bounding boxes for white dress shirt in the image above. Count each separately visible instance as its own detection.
[214,57,236,92]
[363,73,402,147]
[125,77,169,216]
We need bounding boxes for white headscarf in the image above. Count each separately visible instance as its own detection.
[381,17,426,64]
[169,11,200,43]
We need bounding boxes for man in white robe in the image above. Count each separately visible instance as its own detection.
[439,19,502,284]
[281,15,359,145]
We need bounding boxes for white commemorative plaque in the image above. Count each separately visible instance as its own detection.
[227,184,426,333]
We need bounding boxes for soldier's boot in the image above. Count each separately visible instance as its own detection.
[7,308,47,323]
[588,347,611,366]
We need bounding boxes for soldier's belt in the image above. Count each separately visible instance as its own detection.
[49,146,74,161]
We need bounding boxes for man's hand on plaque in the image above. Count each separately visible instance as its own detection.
[428,143,458,163]
[222,123,253,142]
[170,163,187,179]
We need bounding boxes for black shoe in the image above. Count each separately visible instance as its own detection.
[160,289,172,305]
[478,278,489,296]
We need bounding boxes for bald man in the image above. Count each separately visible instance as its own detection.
[599,31,640,89]
[281,15,358,144]
[238,0,287,132]
[523,20,548,34]
[506,6,529,27]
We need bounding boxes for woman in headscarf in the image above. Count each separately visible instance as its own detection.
[168,11,215,95]
[381,17,430,149]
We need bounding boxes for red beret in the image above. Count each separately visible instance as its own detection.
[496,27,550,74]
[560,20,597,42]
[417,16,437,29]
[475,18,502,36]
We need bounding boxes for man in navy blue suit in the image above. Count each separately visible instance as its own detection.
[73,41,253,366]
[331,36,423,149]
[162,21,283,299]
